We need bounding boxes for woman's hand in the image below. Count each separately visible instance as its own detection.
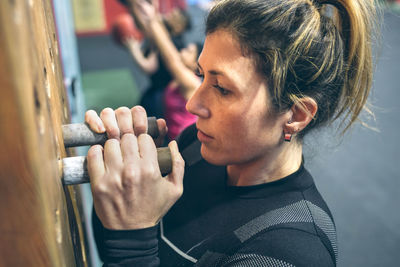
[85,106,167,146]
[129,0,158,31]
[84,106,185,229]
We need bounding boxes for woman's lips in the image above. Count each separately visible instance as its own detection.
[197,129,214,142]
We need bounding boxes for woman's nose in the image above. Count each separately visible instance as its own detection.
[186,84,210,118]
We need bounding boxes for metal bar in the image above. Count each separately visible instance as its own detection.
[62,147,172,185]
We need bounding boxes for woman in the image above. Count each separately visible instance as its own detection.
[86,0,378,265]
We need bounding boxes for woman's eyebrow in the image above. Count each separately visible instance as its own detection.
[197,62,226,77]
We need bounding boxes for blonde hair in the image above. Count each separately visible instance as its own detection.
[206,0,380,136]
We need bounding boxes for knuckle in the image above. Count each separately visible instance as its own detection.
[138,133,152,142]
[107,128,120,139]
[135,125,147,135]
[174,157,185,172]
[121,178,135,190]
[142,166,157,178]
[92,183,109,196]
[121,132,135,142]
[124,132,136,139]
[122,166,140,188]
[105,138,119,148]
[123,164,138,180]
[120,126,134,135]
[87,145,102,159]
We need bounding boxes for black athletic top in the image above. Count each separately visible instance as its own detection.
[93,124,338,266]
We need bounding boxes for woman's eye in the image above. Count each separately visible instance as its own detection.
[195,69,204,78]
[213,84,230,96]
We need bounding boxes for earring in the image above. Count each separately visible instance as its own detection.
[284,133,292,142]
[285,134,292,142]
[285,119,293,142]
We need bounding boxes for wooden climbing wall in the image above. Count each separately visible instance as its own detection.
[0,0,88,266]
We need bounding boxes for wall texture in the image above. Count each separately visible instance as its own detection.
[0,0,88,266]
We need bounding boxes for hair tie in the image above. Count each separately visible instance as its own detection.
[315,0,346,15]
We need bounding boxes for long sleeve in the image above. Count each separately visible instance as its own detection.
[92,210,160,267]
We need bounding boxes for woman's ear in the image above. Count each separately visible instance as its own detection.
[284,97,318,135]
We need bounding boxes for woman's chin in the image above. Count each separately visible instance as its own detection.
[200,145,229,166]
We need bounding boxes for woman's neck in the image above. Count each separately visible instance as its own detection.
[226,143,303,186]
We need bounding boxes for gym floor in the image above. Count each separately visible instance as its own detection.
[77,5,400,266]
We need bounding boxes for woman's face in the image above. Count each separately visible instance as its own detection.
[186,29,288,166]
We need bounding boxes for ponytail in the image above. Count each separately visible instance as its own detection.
[318,0,379,131]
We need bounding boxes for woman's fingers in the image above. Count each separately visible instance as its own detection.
[155,118,168,146]
[166,140,185,187]
[85,110,105,133]
[115,107,134,135]
[87,105,175,181]
[137,134,160,176]
[88,143,122,230]
[87,145,105,184]
[100,108,120,139]
[120,133,140,164]
[104,139,124,172]
[131,106,148,136]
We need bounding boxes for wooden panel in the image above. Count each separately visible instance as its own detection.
[0,0,88,266]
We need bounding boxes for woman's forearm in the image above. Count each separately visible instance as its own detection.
[150,19,199,89]
[144,18,200,93]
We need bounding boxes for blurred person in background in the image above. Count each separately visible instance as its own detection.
[112,2,200,140]
[113,0,192,119]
